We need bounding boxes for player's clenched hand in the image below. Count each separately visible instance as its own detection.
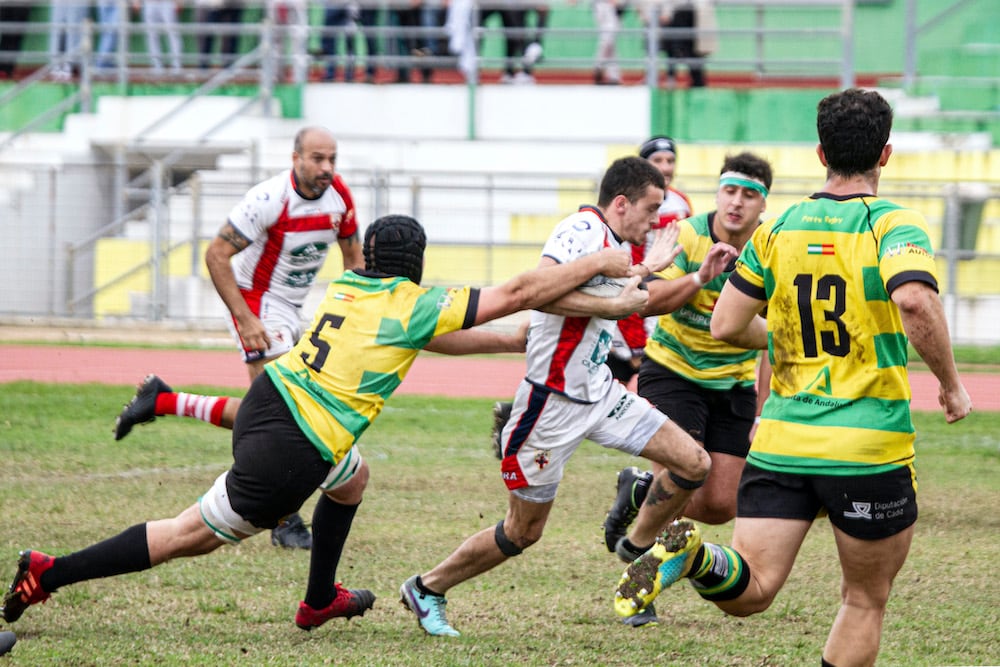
[607,276,649,318]
[641,221,683,273]
[594,248,633,278]
[939,383,972,423]
[236,314,271,353]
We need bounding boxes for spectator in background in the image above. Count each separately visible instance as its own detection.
[389,0,423,83]
[639,0,714,88]
[320,0,355,81]
[95,0,126,72]
[479,2,530,84]
[139,0,184,77]
[48,0,89,81]
[592,0,625,85]
[322,0,378,83]
[0,2,32,78]
[521,1,547,79]
[267,0,308,82]
[196,0,244,70]
[413,0,447,82]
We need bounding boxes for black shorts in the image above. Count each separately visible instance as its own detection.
[737,463,918,540]
[637,358,755,458]
[227,374,332,528]
[606,354,638,385]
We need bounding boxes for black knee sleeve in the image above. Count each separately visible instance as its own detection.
[669,470,705,490]
[494,521,523,557]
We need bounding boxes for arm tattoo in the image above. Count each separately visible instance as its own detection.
[218,224,250,251]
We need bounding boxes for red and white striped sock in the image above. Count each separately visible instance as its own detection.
[155,392,229,427]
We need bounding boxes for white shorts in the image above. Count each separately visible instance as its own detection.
[225,291,302,363]
[499,380,667,503]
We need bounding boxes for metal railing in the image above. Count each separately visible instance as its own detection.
[7,161,993,342]
[0,0,859,87]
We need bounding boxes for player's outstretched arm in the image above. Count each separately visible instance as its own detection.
[425,326,527,355]
[643,242,739,317]
[473,248,631,326]
[891,281,972,423]
[710,281,768,349]
[640,220,683,273]
[539,275,648,319]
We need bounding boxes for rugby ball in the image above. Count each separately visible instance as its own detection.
[577,275,629,298]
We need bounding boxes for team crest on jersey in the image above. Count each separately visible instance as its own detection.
[290,242,329,265]
[286,269,318,288]
[534,450,551,470]
[437,292,455,310]
[582,330,613,374]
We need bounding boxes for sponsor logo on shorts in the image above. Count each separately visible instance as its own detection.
[843,502,872,520]
[607,394,635,420]
[844,497,909,522]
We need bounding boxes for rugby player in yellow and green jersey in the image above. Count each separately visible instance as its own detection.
[643,168,768,393]
[265,270,474,468]
[729,192,943,475]
[612,87,971,667]
[0,214,655,636]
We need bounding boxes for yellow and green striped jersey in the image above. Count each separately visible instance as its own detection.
[266,271,476,465]
[730,194,938,476]
[645,212,759,390]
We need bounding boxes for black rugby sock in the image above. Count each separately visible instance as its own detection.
[44,523,151,591]
[304,495,359,610]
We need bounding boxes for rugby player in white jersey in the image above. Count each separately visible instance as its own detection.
[400,156,710,637]
[113,126,363,549]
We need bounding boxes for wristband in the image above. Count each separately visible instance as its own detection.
[754,417,761,424]
[691,272,704,287]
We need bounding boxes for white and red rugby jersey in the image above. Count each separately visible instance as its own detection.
[524,205,620,403]
[623,185,694,342]
[656,186,693,228]
[229,170,358,308]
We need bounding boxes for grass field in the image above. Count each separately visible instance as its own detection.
[0,382,998,666]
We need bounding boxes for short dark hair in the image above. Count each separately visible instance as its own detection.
[597,156,666,208]
[817,88,893,177]
[720,152,773,191]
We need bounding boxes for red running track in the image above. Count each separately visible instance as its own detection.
[1,344,998,412]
